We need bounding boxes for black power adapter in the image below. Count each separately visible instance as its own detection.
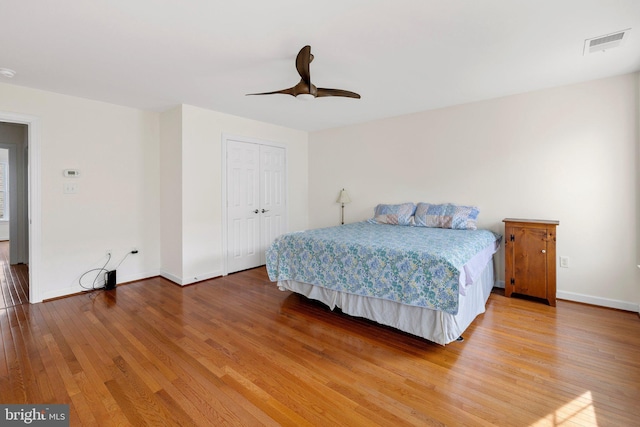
[101,249,138,291]
[104,270,117,290]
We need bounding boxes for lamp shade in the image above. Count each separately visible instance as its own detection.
[337,189,351,204]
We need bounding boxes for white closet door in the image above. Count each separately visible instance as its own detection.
[260,145,286,256]
[226,139,286,274]
[227,140,261,273]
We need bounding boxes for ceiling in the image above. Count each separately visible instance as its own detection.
[1,0,639,132]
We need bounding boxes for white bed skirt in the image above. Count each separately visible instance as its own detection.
[277,261,495,345]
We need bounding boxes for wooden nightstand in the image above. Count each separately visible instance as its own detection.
[503,218,559,306]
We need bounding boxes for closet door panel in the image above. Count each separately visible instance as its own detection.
[227,140,261,273]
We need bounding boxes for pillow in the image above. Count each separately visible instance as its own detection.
[368,203,416,226]
[414,203,479,230]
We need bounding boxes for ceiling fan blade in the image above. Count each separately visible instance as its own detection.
[316,88,361,99]
[248,45,360,100]
[246,87,296,97]
[295,45,312,86]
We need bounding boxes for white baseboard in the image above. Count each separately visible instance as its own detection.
[493,280,638,313]
[159,270,183,285]
[160,270,223,286]
[41,285,84,302]
[118,270,160,285]
[556,290,639,313]
[39,269,161,301]
[181,270,223,286]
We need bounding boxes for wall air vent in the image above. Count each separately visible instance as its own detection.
[583,29,631,55]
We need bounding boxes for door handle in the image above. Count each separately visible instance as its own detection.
[261,209,270,213]
[252,209,259,214]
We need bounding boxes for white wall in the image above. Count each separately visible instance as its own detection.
[309,73,640,312]
[0,82,161,301]
[160,104,308,285]
[159,106,183,282]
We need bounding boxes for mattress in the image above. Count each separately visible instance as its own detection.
[277,259,495,345]
[267,221,500,315]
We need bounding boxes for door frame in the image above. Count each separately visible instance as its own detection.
[0,111,41,303]
[221,133,287,276]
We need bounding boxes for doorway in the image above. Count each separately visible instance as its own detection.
[0,122,29,306]
[0,111,39,304]
[224,135,287,274]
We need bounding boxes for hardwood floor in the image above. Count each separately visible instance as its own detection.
[0,241,29,309]
[1,266,639,426]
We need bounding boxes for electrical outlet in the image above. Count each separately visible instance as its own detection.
[63,182,78,194]
[560,256,569,268]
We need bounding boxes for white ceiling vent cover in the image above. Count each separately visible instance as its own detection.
[584,29,631,55]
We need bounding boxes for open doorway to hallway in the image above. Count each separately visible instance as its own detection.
[0,122,30,303]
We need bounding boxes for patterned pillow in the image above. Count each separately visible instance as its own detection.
[369,203,416,226]
[414,203,479,230]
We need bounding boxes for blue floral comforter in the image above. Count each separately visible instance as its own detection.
[266,222,500,315]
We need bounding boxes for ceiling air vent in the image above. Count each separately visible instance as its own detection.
[583,29,631,55]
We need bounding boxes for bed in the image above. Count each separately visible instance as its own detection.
[266,203,501,345]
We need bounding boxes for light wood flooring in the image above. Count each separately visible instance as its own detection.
[0,241,29,309]
[1,265,639,426]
